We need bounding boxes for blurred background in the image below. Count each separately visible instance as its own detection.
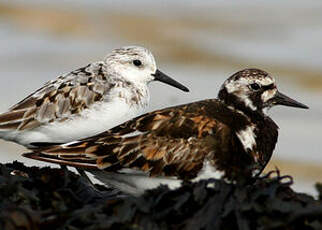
[0,0,321,195]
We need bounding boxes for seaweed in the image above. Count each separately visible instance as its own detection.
[0,161,321,230]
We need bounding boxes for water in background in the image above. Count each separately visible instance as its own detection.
[0,0,321,194]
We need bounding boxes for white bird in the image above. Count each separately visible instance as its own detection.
[0,46,189,149]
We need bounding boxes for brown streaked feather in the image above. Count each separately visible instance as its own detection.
[23,152,97,169]
[27,99,244,179]
[0,62,116,132]
[19,119,42,131]
[0,110,26,123]
[10,97,38,111]
[0,121,21,130]
[25,69,283,183]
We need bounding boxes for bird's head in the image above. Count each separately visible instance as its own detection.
[104,46,189,92]
[218,69,308,114]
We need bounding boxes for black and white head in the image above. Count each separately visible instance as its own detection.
[218,69,308,114]
[104,46,189,92]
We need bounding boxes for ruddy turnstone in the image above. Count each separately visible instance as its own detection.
[24,69,308,195]
[0,46,189,148]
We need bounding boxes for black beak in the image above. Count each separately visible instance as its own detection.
[152,69,189,92]
[272,91,309,109]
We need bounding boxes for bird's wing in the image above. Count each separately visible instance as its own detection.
[24,99,238,179]
[0,62,114,131]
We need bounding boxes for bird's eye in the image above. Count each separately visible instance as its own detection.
[250,83,261,91]
[133,60,142,67]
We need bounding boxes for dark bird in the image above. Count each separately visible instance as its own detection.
[24,69,308,195]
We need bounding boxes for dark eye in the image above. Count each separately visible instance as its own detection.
[133,60,142,67]
[250,83,261,91]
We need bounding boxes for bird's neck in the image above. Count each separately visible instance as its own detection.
[218,88,265,122]
[111,78,150,110]
[216,90,279,174]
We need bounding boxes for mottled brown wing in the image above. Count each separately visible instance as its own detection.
[0,62,111,131]
[25,99,233,179]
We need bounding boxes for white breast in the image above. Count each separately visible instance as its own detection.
[236,125,257,151]
[6,86,149,147]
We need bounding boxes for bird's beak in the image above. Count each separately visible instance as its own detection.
[152,69,189,92]
[271,91,309,109]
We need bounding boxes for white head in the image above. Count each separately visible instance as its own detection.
[218,69,308,114]
[104,46,189,92]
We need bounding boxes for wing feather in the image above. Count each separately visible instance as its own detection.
[25,100,232,179]
[0,62,114,132]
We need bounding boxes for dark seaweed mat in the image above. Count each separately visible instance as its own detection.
[0,161,321,230]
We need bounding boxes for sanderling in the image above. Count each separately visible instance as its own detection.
[24,68,308,196]
[0,46,189,149]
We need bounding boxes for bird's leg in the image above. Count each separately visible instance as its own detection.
[76,168,95,186]
[60,165,95,187]
[60,165,70,187]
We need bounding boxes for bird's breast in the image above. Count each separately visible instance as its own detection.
[14,91,149,146]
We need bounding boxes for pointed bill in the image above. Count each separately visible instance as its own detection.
[152,69,189,92]
[273,91,309,109]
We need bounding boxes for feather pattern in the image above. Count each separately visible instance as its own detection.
[25,98,278,180]
[0,62,125,131]
[0,46,192,146]
[22,68,309,196]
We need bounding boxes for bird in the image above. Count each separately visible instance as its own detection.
[0,45,189,148]
[23,68,308,196]
[0,45,189,181]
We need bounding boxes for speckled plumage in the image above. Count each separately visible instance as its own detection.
[1,62,132,130]
[0,46,188,147]
[24,69,308,195]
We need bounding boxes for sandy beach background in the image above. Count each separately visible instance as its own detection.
[0,0,321,195]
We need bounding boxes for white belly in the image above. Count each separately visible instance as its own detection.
[5,98,146,147]
[89,170,182,196]
[89,161,225,196]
